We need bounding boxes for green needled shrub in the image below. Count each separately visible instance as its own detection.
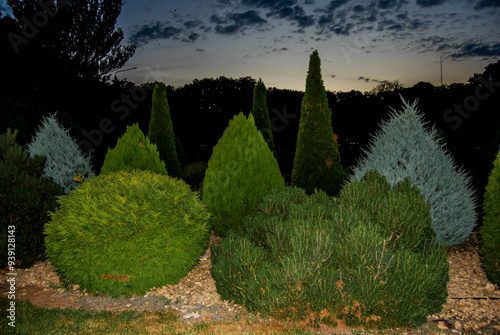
[292,50,344,196]
[252,78,276,157]
[149,82,182,178]
[350,98,476,247]
[202,112,284,237]
[100,123,168,175]
[480,147,500,285]
[0,129,63,269]
[26,113,94,194]
[45,169,210,298]
[211,171,448,328]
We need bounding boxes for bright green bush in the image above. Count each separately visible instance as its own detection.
[148,82,181,177]
[211,171,448,328]
[291,50,344,196]
[100,123,168,175]
[480,147,500,285]
[45,169,210,298]
[0,129,63,269]
[202,112,284,237]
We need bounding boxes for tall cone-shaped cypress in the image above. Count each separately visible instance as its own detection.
[291,50,344,195]
[149,82,182,178]
[252,79,276,157]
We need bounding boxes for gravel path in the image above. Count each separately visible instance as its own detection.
[1,232,499,333]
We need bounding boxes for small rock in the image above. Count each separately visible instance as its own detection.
[485,283,495,291]
[454,321,462,330]
[183,312,200,319]
[437,321,449,330]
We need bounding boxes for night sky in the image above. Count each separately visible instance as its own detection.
[2,0,500,91]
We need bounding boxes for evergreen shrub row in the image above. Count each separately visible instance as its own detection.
[211,171,449,328]
[44,169,210,298]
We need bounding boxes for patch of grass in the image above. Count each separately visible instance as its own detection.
[0,296,470,334]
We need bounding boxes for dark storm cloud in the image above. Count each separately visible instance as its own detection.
[416,0,446,7]
[474,0,500,9]
[129,22,182,46]
[377,0,407,9]
[184,20,204,29]
[450,42,500,58]
[212,10,267,35]
[240,0,315,28]
[358,76,391,84]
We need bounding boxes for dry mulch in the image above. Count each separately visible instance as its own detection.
[1,231,499,334]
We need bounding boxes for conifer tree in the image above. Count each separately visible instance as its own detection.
[148,82,182,178]
[350,98,476,247]
[26,113,94,194]
[252,79,276,156]
[480,146,500,285]
[203,113,284,237]
[291,50,344,196]
[100,123,167,175]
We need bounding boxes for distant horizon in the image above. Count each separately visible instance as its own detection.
[119,59,495,94]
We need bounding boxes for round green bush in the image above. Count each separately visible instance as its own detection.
[211,171,449,328]
[45,169,210,298]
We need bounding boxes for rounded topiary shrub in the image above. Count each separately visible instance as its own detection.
[480,147,500,285]
[211,171,448,328]
[45,169,210,298]
[202,112,284,237]
[100,123,168,175]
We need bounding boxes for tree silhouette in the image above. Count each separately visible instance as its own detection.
[6,0,135,81]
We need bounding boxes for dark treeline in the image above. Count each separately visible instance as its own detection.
[2,61,500,198]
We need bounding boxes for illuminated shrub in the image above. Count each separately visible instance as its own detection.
[211,171,448,328]
[350,99,476,247]
[202,112,284,237]
[45,170,210,298]
[100,123,167,175]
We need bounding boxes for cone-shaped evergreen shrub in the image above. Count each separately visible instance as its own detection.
[45,169,210,298]
[100,123,167,175]
[480,147,500,285]
[202,112,284,237]
[252,79,276,156]
[350,98,476,247]
[292,50,344,196]
[0,129,63,269]
[211,171,448,328]
[148,82,182,177]
[26,113,94,194]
